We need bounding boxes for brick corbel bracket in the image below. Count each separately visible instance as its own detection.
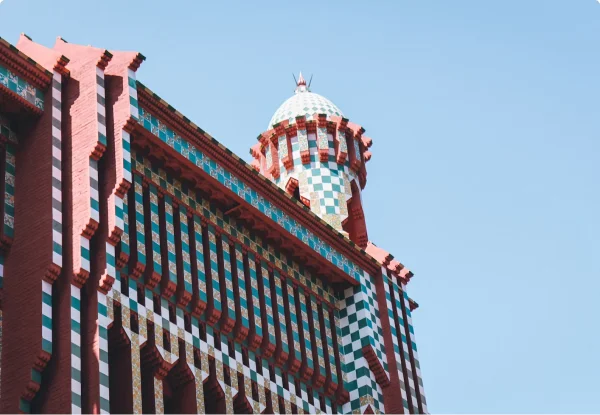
[362,344,390,387]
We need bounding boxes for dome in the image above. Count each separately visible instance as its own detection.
[268,73,343,129]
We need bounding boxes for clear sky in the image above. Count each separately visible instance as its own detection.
[1,0,598,412]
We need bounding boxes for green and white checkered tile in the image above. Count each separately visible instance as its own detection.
[391,281,419,410]
[71,285,82,413]
[0,64,44,110]
[272,269,289,359]
[192,215,208,307]
[323,305,338,386]
[138,107,364,282]
[127,69,139,122]
[402,284,428,413]
[120,192,130,266]
[132,174,147,272]
[233,243,250,334]
[89,158,100,225]
[96,66,107,148]
[220,234,236,326]
[284,277,301,365]
[384,275,410,412]
[259,260,277,351]
[178,204,193,299]
[148,183,163,279]
[246,251,263,340]
[162,193,177,289]
[310,294,326,380]
[98,291,111,413]
[51,71,63,270]
[298,287,315,374]
[123,69,137,185]
[206,224,222,315]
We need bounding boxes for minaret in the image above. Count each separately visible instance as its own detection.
[251,73,373,247]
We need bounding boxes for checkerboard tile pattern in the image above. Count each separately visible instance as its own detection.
[338,270,387,414]
[178,204,193,302]
[206,224,222,316]
[390,280,419,411]
[138,106,364,282]
[148,183,163,282]
[246,252,263,342]
[275,127,363,232]
[192,216,208,309]
[96,67,107,148]
[50,72,63,274]
[162,193,178,291]
[233,243,250,335]
[71,285,82,413]
[110,150,429,414]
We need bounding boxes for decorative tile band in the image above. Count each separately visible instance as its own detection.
[137,107,363,282]
[0,64,44,110]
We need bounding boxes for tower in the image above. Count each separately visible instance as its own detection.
[251,73,372,247]
[0,34,428,414]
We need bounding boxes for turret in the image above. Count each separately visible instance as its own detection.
[251,73,373,247]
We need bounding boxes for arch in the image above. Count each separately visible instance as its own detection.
[107,302,133,414]
[233,371,253,414]
[140,322,171,414]
[164,354,196,414]
[203,358,226,414]
[233,392,253,414]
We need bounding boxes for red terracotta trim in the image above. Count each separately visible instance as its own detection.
[0,37,52,89]
[135,86,381,277]
[362,344,390,387]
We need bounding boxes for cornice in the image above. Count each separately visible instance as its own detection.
[0,37,52,89]
[136,83,382,278]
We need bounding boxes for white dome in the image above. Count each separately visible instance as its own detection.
[268,74,343,129]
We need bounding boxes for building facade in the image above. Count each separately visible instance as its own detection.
[0,34,427,414]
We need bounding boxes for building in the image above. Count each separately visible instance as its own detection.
[0,34,427,414]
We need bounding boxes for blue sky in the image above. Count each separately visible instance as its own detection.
[1,0,598,412]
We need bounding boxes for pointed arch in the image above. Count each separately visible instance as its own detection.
[164,346,196,414]
[203,357,226,414]
[107,302,133,414]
